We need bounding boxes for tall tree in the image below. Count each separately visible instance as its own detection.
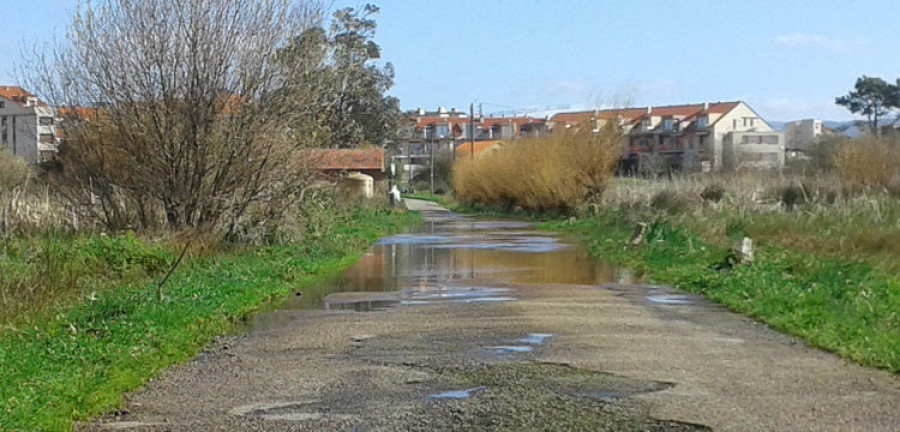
[280,4,400,149]
[835,76,899,135]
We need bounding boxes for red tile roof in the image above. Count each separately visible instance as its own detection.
[551,103,741,125]
[480,117,545,128]
[0,85,44,106]
[455,140,504,159]
[312,148,384,171]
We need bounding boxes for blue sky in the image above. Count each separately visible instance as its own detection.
[3,0,898,120]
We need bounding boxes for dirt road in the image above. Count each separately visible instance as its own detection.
[82,201,899,431]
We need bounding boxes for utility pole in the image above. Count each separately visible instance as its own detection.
[469,102,475,161]
[430,137,435,196]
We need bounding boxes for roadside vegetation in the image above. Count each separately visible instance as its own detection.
[453,126,622,213]
[2,1,411,430]
[450,130,900,373]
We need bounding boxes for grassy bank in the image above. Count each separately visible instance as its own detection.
[543,211,898,373]
[0,207,418,431]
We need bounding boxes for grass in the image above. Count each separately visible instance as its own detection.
[0,207,419,431]
[542,211,899,373]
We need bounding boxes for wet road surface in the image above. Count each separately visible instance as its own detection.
[82,200,899,431]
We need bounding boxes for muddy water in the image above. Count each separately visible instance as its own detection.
[247,211,637,333]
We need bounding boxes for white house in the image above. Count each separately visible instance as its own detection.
[783,119,823,152]
[0,86,58,163]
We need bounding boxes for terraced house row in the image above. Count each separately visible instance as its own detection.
[404,101,785,171]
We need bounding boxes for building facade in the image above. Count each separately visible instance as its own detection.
[401,107,546,156]
[550,101,784,172]
[0,86,58,163]
[783,119,823,152]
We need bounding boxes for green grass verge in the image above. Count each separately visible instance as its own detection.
[541,212,899,374]
[0,208,418,431]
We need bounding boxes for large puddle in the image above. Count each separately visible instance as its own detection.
[246,209,639,333]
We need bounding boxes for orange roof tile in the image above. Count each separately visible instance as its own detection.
[455,140,504,159]
[551,103,741,126]
[0,85,46,107]
[312,148,384,171]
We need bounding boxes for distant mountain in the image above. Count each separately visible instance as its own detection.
[769,120,863,138]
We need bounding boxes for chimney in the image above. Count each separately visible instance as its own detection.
[647,106,652,115]
[703,102,709,111]
[417,108,425,116]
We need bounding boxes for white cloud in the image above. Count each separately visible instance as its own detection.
[775,33,866,51]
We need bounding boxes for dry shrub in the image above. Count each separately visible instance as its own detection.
[453,126,622,213]
[0,148,31,191]
[834,136,900,191]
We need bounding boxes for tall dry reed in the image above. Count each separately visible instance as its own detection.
[453,126,622,213]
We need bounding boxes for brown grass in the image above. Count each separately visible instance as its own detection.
[603,171,900,271]
[453,127,622,213]
[833,135,900,191]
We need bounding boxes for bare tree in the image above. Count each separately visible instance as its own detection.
[22,0,326,235]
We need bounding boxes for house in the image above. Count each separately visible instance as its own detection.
[401,107,546,157]
[0,86,58,163]
[312,148,385,181]
[550,101,784,171]
[783,119,823,152]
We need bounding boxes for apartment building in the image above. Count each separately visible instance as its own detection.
[550,101,784,171]
[0,86,58,163]
[401,107,545,155]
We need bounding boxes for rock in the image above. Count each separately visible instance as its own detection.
[629,222,648,246]
[736,237,754,264]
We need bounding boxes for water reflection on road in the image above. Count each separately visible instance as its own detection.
[247,210,636,333]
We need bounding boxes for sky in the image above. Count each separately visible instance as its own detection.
[2,0,898,121]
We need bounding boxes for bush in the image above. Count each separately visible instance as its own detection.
[650,189,689,214]
[777,184,807,210]
[0,148,31,192]
[452,126,622,213]
[700,183,725,203]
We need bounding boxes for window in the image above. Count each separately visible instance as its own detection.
[663,118,673,132]
[696,116,708,129]
[0,101,4,109]
[39,117,54,126]
[39,133,55,144]
[733,119,738,129]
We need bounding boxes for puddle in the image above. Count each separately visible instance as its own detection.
[244,210,654,333]
[517,333,554,345]
[428,386,486,400]
[488,345,534,353]
[646,294,696,305]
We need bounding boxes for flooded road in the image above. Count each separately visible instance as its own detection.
[83,201,900,431]
[248,210,637,330]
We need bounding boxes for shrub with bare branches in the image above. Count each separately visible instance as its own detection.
[21,0,330,237]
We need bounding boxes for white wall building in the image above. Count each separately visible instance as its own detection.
[783,119,822,152]
[0,86,58,163]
